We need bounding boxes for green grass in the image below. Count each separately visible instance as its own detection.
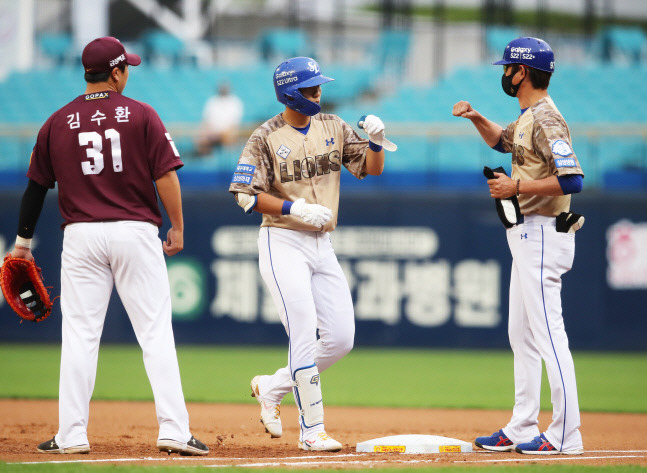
[0,344,645,473]
[0,344,646,413]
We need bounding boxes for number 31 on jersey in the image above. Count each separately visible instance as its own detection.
[77,130,180,175]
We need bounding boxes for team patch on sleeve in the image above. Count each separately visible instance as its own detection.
[235,164,256,174]
[231,163,255,184]
[231,173,253,184]
[551,140,573,157]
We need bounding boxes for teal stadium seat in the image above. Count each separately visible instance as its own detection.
[39,33,74,65]
[376,29,411,74]
[0,139,24,171]
[485,26,523,59]
[324,65,378,104]
[597,136,646,186]
[597,26,647,62]
[1,52,646,190]
[140,30,191,66]
[259,29,313,62]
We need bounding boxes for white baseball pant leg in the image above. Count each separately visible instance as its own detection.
[56,222,190,448]
[503,215,583,452]
[257,227,354,415]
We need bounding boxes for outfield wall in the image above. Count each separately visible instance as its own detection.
[0,189,645,351]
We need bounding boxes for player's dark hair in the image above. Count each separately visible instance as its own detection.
[84,64,126,83]
[509,64,552,90]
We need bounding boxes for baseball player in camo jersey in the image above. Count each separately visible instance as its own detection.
[453,37,584,455]
[12,37,207,456]
[229,57,388,451]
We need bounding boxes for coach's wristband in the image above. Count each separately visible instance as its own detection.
[15,236,32,249]
[368,141,383,152]
[281,200,293,215]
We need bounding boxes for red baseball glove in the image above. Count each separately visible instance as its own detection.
[0,254,53,322]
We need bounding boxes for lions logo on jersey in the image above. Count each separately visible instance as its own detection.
[277,144,291,160]
[551,140,573,157]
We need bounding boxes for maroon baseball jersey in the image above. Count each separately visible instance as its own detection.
[28,90,183,227]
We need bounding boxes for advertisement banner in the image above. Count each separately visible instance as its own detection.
[0,190,645,350]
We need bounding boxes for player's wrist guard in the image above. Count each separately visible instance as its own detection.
[282,200,293,215]
[368,141,383,152]
[15,236,32,249]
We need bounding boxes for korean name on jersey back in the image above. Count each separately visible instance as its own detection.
[85,92,110,101]
[280,150,341,183]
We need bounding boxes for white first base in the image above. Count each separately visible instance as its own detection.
[356,434,472,454]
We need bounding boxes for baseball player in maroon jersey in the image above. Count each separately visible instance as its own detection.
[230,57,390,451]
[11,37,207,456]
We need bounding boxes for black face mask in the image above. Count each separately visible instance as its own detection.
[501,71,523,97]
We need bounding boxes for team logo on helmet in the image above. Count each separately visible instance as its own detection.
[273,57,334,116]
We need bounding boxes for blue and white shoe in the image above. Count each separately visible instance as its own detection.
[475,429,515,452]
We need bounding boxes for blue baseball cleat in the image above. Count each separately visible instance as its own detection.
[475,429,515,452]
[515,433,558,455]
[515,433,584,455]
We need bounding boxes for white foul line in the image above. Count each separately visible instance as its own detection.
[14,453,363,465]
[13,450,647,467]
[206,458,443,468]
[459,455,645,464]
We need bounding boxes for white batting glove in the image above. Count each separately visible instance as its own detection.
[290,198,333,228]
[361,114,385,147]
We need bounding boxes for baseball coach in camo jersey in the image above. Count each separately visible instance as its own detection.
[453,37,585,455]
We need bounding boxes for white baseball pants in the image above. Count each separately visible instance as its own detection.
[55,221,191,448]
[503,214,583,453]
[256,226,355,406]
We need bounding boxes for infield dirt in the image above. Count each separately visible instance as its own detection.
[1,399,645,467]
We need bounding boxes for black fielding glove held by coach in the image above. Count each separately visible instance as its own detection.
[483,166,523,228]
[556,211,585,233]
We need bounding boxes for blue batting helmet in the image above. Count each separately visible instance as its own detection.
[492,37,555,73]
[273,57,334,116]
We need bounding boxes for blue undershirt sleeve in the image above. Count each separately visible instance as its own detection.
[557,174,583,195]
[491,138,506,153]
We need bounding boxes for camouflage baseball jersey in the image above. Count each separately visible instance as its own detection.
[229,113,369,232]
[500,96,583,217]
